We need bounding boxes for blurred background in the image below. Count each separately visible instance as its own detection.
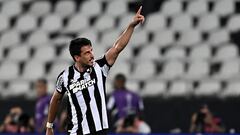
[0,0,240,134]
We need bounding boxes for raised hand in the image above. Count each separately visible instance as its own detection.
[130,6,145,27]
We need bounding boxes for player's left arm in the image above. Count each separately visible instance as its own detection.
[105,6,145,65]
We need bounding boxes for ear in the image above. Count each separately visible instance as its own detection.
[74,55,80,62]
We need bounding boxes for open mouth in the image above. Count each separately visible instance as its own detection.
[89,59,94,63]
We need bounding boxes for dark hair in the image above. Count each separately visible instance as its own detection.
[37,78,47,85]
[115,73,126,82]
[69,37,92,61]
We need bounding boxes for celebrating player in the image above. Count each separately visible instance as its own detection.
[46,6,144,135]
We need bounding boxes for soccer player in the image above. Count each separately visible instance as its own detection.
[46,6,145,135]
[35,79,51,133]
[107,73,144,126]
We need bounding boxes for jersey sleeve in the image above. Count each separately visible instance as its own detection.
[55,71,66,94]
[107,96,115,110]
[95,55,112,76]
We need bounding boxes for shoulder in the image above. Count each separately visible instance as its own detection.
[56,70,66,81]
[129,90,142,100]
[127,90,138,97]
[41,95,51,103]
[95,54,111,67]
[57,65,73,79]
[55,65,73,90]
[109,90,122,99]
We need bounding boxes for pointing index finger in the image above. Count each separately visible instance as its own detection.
[136,6,142,15]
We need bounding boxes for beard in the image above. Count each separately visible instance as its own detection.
[82,60,94,68]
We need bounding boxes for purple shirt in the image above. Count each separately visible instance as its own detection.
[107,89,144,119]
[35,95,51,132]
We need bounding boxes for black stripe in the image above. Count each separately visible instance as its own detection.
[66,67,73,131]
[55,71,66,94]
[91,67,103,129]
[67,66,83,134]
[66,99,73,131]
[101,71,108,105]
[80,72,96,133]
[95,55,112,67]
[102,73,107,95]
[56,70,64,80]
[101,71,110,128]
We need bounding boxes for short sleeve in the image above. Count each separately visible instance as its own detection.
[107,96,115,110]
[95,55,111,76]
[55,72,66,94]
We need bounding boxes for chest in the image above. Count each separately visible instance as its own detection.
[68,71,98,94]
[36,98,48,110]
[69,78,97,93]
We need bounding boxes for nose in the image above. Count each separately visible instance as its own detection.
[90,51,94,58]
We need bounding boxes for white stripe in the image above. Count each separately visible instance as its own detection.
[68,131,77,135]
[95,64,109,129]
[73,69,80,80]
[63,68,79,134]
[84,73,102,131]
[102,64,110,77]
[107,96,115,110]
[73,69,90,134]
[76,91,90,134]
[67,92,79,134]
[63,68,69,88]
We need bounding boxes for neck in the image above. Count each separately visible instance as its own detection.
[75,62,88,72]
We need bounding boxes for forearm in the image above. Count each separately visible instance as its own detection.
[105,6,144,65]
[114,6,143,53]
[113,24,135,53]
[47,93,62,123]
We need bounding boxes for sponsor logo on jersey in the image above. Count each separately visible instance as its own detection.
[69,79,96,93]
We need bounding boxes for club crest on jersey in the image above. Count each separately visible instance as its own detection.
[69,79,96,93]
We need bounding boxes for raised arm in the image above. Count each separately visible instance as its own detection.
[46,91,64,135]
[105,6,145,65]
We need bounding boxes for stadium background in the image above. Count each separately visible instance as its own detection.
[0,0,240,133]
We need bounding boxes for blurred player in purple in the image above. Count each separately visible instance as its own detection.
[35,78,51,133]
[107,74,144,127]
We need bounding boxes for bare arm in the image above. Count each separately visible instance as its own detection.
[46,91,64,135]
[189,113,197,133]
[106,6,145,65]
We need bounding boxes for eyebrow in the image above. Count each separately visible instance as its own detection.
[84,48,93,54]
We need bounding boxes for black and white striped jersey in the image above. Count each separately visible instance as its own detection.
[55,55,111,135]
